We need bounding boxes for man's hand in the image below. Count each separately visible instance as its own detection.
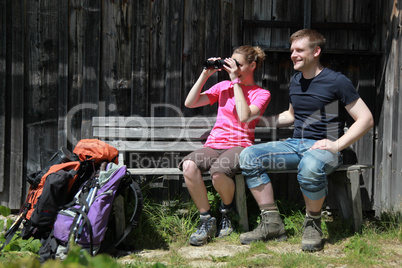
[310,139,340,153]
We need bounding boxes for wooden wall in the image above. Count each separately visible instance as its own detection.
[0,0,398,213]
[375,0,402,215]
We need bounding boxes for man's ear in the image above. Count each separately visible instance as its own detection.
[313,46,322,58]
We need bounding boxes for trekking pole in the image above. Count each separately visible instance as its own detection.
[65,162,105,254]
[72,183,98,241]
[76,183,98,238]
[74,161,106,239]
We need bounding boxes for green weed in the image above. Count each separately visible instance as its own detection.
[0,196,400,267]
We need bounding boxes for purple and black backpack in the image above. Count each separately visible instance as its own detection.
[39,163,143,261]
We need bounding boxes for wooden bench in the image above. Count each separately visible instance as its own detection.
[92,116,373,232]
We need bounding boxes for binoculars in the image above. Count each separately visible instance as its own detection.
[203,59,239,69]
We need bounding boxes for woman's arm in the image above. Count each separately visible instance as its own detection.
[232,83,262,122]
[185,61,218,108]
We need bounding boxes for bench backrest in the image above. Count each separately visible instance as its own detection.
[92,116,293,153]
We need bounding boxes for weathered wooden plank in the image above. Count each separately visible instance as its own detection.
[395,35,402,213]
[373,0,402,215]
[235,174,249,231]
[352,0,369,50]
[94,127,290,142]
[242,20,374,31]
[318,0,375,51]
[219,0,233,62]
[352,56,377,209]
[104,140,204,152]
[0,0,6,192]
[369,0,382,52]
[164,0,184,116]
[92,116,292,130]
[247,0,272,47]
[232,0,245,47]
[312,0,327,30]
[81,0,101,138]
[149,0,167,117]
[25,0,60,176]
[101,0,133,117]
[182,0,210,117]
[203,0,220,102]
[348,169,363,231]
[375,20,396,213]
[323,0,345,50]
[92,116,291,130]
[93,116,216,127]
[131,0,151,116]
[343,0,355,51]
[67,0,85,145]
[93,127,212,139]
[127,164,373,176]
[271,0,295,48]
[389,34,401,212]
[263,52,292,116]
[5,0,25,209]
[58,0,69,148]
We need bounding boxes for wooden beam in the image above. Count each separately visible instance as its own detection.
[242,20,373,31]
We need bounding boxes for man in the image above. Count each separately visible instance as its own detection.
[239,29,374,251]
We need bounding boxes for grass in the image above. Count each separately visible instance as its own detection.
[0,189,401,267]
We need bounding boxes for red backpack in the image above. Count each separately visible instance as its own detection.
[73,139,119,165]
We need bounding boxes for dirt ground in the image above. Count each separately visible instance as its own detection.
[2,214,401,267]
[117,237,402,267]
[119,241,251,267]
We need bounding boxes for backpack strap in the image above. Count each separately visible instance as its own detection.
[111,174,143,248]
[68,207,95,255]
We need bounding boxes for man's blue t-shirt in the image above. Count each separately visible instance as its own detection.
[289,68,360,141]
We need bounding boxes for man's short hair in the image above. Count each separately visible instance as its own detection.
[290,29,326,51]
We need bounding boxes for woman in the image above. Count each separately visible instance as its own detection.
[179,45,271,246]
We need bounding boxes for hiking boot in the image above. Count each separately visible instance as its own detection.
[217,208,234,238]
[301,215,324,252]
[189,215,217,246]
[239,210,287,244]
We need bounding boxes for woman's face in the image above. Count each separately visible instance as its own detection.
[231,53,256,82]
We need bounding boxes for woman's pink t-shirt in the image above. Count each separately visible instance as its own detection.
[203,80,271,149]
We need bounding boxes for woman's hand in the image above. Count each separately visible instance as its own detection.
[223,58,240,80]
[203,57,221,77]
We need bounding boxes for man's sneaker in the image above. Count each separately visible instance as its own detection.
[240,210,287,244]
[301,214,324,252]
[217,208,234,238]
[189,215,217,246]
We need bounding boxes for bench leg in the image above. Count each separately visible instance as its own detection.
[118,152,125,166]
[235,174,249,231]
[328,170,363,232]
[347,169,363,232]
